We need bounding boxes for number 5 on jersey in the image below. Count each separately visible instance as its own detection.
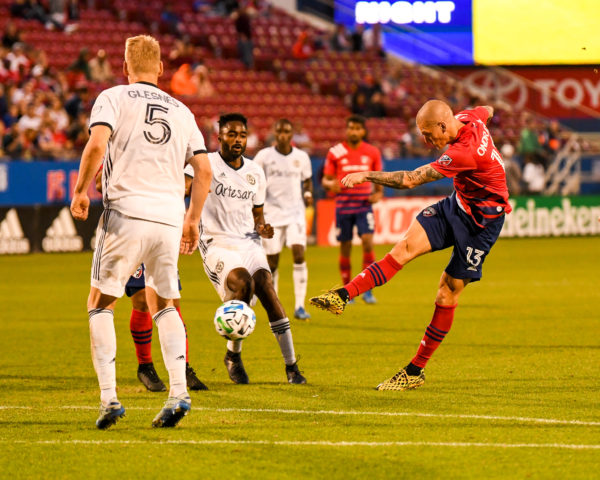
[144,103,171,145]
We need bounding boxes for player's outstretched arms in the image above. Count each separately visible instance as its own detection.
[71,125,111,221]
[356,165,444,190]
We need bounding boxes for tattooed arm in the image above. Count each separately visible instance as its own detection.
[341,164,445,190]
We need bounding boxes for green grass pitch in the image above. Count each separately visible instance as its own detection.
[0,237,598,479]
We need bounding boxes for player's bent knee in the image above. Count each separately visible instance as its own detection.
[226,268,254,301]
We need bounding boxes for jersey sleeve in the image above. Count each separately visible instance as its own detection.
[185,119,207,160]
[183,162,194,178]
[254,166,267,207]
[301,151,312,181]
[323,150,337,176]
[89,90,117,131]
[430,144,477,178]
[253,149,265,169]
[456,107,489,124]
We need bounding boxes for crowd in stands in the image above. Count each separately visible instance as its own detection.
[0,0,583,198]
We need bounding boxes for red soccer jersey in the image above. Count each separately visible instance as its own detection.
[323,141,382,214]
[430,107,511,228]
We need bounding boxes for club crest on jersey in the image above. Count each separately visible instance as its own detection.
[438,154,452,166]
[215,261,224,274]
[422,207,436,217]
[293,159,300,168]
[133,265,144,278]
[246,174,256,185]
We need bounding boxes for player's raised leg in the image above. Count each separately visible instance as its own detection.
[254,269,306,384]
[311,219,431,314]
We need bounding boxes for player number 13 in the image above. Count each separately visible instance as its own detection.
[466,246,484,267]
[143,103,171,145]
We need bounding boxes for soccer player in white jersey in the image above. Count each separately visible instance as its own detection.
[70,35,212,429]
[253,119,313,320]
[185,113,306,385]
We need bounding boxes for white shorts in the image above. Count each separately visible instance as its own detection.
[91,209,181,299]
[261,222,306,255]
[200,239,270,301]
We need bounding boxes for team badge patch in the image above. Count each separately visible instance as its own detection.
[246,174,256,185]
[438,154,452,166]
[293,159,300,168]
[133,265,144,278]
[215,261,224,274]
[422,207,437,217]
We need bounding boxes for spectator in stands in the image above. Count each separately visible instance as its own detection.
[292,31,314,61]
[542,119,563,158]
[232,6,254,68]
[168,38,196,67]
[2,21,22,49]
[522,156,545,194]
[67,0,79,22]
[48,95,69,132]
[67,47,91,86]
[63,83,89,119]
[330,24,350,52]
[6,42,30,80]
[501,143,522,195]
[11,0,65,31]
[2,104,20,132]
[363,24,385,57]
[518,116,543,167]
[89,49,114,83]
[292,122,313,154]
[193,65,215,99]
[160,4,183,36]
[5,127,39,160]
[65,109,88,149]
[351,24,364,52]
[364,92,386,118]
[16,103,41,132]
[171,63,197,96]
[351,90,368,116]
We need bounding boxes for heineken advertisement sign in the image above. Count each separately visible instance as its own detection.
[501,196,600,238]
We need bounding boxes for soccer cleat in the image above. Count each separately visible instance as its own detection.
[362,290,377,304]
[309,290,348,315]
[285,362,307,384]
[224,351,249,384]
[137,363,167,392]
[293,306,311,321]
[186,363,208,391]
[152,394,191,428]
[375,368,426,391]
[96,399,125,430]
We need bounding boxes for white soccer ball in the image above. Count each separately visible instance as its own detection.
[214,300,256,340]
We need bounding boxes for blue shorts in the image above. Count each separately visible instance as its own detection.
[336,208,375,242]
[125,264,182,297]
[416,193,504,282]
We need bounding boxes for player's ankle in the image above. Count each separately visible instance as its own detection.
[405,362,423,376]
[335,288,350,302]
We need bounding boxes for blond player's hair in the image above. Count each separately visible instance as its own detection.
[124,35,161,75]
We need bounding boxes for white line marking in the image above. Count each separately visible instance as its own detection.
[1,405,598,426]
[3,439,599,450]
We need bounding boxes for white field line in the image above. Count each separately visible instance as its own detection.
[3,439,600,450]
[1,405,599,427]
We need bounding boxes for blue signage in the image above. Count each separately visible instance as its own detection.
[334,0,473,65]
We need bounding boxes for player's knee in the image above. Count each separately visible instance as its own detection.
[436,276,466,305]
[227,268,254,300]
[389,239,409,264]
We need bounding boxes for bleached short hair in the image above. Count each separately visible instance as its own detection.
[124,35,161,75]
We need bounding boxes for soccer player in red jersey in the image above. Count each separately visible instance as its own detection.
[322,115,383,304]
[311,100,511,390]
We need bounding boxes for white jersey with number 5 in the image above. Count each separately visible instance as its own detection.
[253,146,312,227]
[90,81,206,227]
[184,152,266,247]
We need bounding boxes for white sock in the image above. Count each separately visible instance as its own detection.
[293,262,308,310]
[89,309,117,406]
[227,339,243,353]
[270,317,296,366]
[272,269,279,295]
[154,307,188,398]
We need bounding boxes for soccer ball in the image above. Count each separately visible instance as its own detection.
[214,300,256,340]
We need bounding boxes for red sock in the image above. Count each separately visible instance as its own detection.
[339,255,351,284]
[176,306,189,363]
[362,251,375,270]
[411,303,457,368]
[345,253,403,299]
[130,309,153,364]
